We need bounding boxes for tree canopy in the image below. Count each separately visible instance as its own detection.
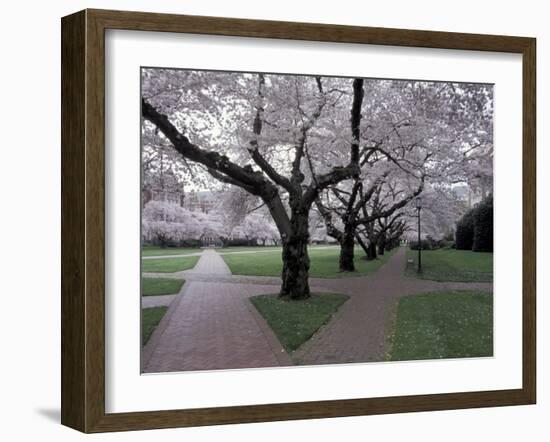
[141,68,493,297]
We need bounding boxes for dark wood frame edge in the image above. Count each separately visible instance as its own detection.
[61,8,536,433]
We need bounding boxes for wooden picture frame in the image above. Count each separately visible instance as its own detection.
[61,8,536,433]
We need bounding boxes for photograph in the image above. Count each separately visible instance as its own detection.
[0,0,543,437]
[140,68,494,373]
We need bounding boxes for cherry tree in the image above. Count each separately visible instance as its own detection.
[314,79,430,270]
[142,200,203,246]
[215,186,262,243]
[141,69,493,296]
[318,169,424,268]
[239,212,279,245]
[416,185,467,240]
[316,79,492,270]
[142,70,364,299]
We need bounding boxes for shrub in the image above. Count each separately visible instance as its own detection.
[426,235,448,250]
[440,240,455,249]
[472,195,493,252]
[411,236,448,251]
[455,209,475,250]
[409,239,433,251]
[224,238,254,247]
[386,238,400,251]
[178,239,202,248]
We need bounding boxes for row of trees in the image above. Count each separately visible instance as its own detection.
[143,199,279,248]
[141,69,493,299]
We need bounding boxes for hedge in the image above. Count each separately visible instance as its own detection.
[455,210,475,250]
[472,195,493,252]
[455,194,493,252]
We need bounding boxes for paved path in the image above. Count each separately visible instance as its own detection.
[142,281,293,372]
[188,248,232,275]
[142,247,492,372]
[143,248,283,372]
[292,247,492,365]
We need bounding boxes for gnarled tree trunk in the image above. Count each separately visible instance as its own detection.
[377,232,386,256]
[339,226,356,272]
[280,209,310,300]
[142,78,364,303]
[366,242,378,261]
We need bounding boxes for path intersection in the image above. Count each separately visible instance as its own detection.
[141,247,492,373]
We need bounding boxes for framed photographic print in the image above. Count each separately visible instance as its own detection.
[61,9,536,433]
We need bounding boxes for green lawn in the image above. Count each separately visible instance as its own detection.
[142,246,202,256]
[142,277,185,296]
[222,246,396,278]
[405,249,493,282]
[250,293,349,352]
[387,290,493,361]
[219,246,283,253]
[218,244,334,253]
[142,306,168,346]
[142,255,200,273]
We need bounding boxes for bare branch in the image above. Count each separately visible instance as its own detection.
[356,175,425,224]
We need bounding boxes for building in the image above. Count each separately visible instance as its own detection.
[142,167,185,208]
[142,188,185,207]
[183,190,218,213]
[452,184,482,209]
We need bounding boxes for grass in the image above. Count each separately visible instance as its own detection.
[222,246,396,278]
[141,255,200,273]
[142,306,168,346]
[218,244,333,253]
[387,290,493,361]
[142,246,202,256]
[142,277,185,296]
[250,293,349,352]
[405,248,493,282]
[218,246,283,253]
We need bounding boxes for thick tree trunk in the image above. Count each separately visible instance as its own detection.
[280,210,311,300]
[377,234,386,256]
[339,227,356,272]
[143,88,363,302]
[366,242,378,260]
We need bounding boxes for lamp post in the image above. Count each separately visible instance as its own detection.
[416,197,422,273]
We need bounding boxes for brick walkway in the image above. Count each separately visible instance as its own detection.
[141,249,231,310]
[142,281,293,372]
[142,247,492,372]
[143,249,294,372]
[292,247,492,365]
[188,249,232,275]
